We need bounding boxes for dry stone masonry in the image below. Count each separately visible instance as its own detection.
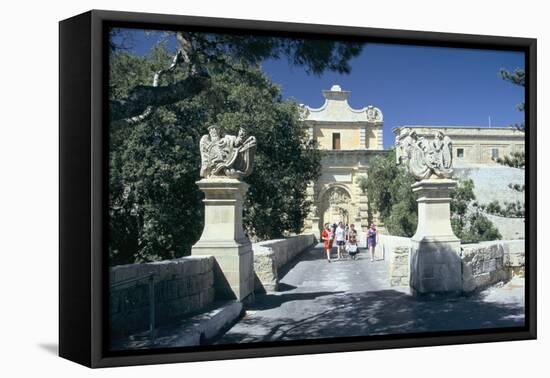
[462,240,525,293]
[110,256,215,338]
[253,234,316,292]
[378,235,525,293]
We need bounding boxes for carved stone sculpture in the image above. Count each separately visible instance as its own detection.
[194,125,257,301]
[199,125,257,179]
[328,187,351,206]
[395,128,453,180]
[396,129,461,295]
[365,105,383,122]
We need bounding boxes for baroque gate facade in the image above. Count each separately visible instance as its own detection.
[300,85,388,238]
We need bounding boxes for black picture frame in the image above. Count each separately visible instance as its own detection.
[59,9,537,368]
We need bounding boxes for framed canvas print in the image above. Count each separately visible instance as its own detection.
[59,10,536,368]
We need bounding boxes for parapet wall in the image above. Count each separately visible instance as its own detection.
[253,234,316,292]
[378,234,412,286]
[110,256,215,337]
[379,235,525,292]
[461,239,525,293]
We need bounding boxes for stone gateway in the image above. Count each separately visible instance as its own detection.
[301,85,387,237]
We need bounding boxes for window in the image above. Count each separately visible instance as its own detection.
[332,133,341,150]
[456,148,464,158]
[491,148,499,160]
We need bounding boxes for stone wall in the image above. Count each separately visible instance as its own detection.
[483,213,525,240]
[253,234,315,292]
[454,166,525,240]
[462,240,525,293]
[378,234,524,292]
[378,234,412,287]
[110,256,215,338]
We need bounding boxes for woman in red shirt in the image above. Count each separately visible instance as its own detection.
[321,223,333,263]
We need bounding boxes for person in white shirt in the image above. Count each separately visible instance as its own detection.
[334,222,346,260]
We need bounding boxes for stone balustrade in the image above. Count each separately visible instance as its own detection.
[110,256,215,338]
[253,234,316,292]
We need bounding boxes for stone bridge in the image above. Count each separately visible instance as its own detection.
[110,235,525,350]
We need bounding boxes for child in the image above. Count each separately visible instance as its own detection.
[346,224,359,260]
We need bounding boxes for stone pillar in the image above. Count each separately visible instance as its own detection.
[192,178,254,301]
[359,125,366,149]
[409,179,462,296]
[376,125,384,150]
[309,216,320,240]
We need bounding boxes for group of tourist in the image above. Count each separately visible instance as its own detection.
[320,222,379,263]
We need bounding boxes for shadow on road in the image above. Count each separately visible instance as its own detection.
[218,288,524,344]
[277,282,297,292]
[247,290,345,311]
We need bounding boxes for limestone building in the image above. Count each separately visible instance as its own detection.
[301,85,387,236]
[392,126,525,167]
[391,126,525,240]
[300,85,525,239]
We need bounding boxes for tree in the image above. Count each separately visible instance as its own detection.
[109,33,356,265]
[496,151,525,169]
[360,151,417,237]
[450,179,501,243]
[110,29,363,124]
[499,68,525,132]
[482,67,526,219]
[361,151,500,243]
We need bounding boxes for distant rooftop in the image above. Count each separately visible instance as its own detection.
[303,84,383,124]
[392,125,524,135]
[396,125,519,130]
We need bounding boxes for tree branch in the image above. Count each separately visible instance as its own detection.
[110,74,210,122]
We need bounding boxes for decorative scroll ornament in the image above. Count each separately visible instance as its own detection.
[365,105,383,122]
[199,125,257,179]
[395,128,453,180]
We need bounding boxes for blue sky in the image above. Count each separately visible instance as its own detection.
[112,29,525,148]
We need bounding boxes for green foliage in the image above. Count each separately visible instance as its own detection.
[355,175,368,194]
[500,68,525,87]
[492,68,526,219]
[480,200,525,219]
[355,175,373,225]
[363,151,417,237]
[450,179,501,243]
[109,45,322,265]
[495,151,525,169]
[508,183,525,192]
[109,30,364,122]
[363,153,501,243]
[452,208,502,244]
[499,68,525,131]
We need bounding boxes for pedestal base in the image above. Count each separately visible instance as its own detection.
[410,237,462,296]
[191,178,254,301]
[192,240,254,301]
[409,179,463,296]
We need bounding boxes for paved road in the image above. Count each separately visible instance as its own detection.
[216,243,524,344]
